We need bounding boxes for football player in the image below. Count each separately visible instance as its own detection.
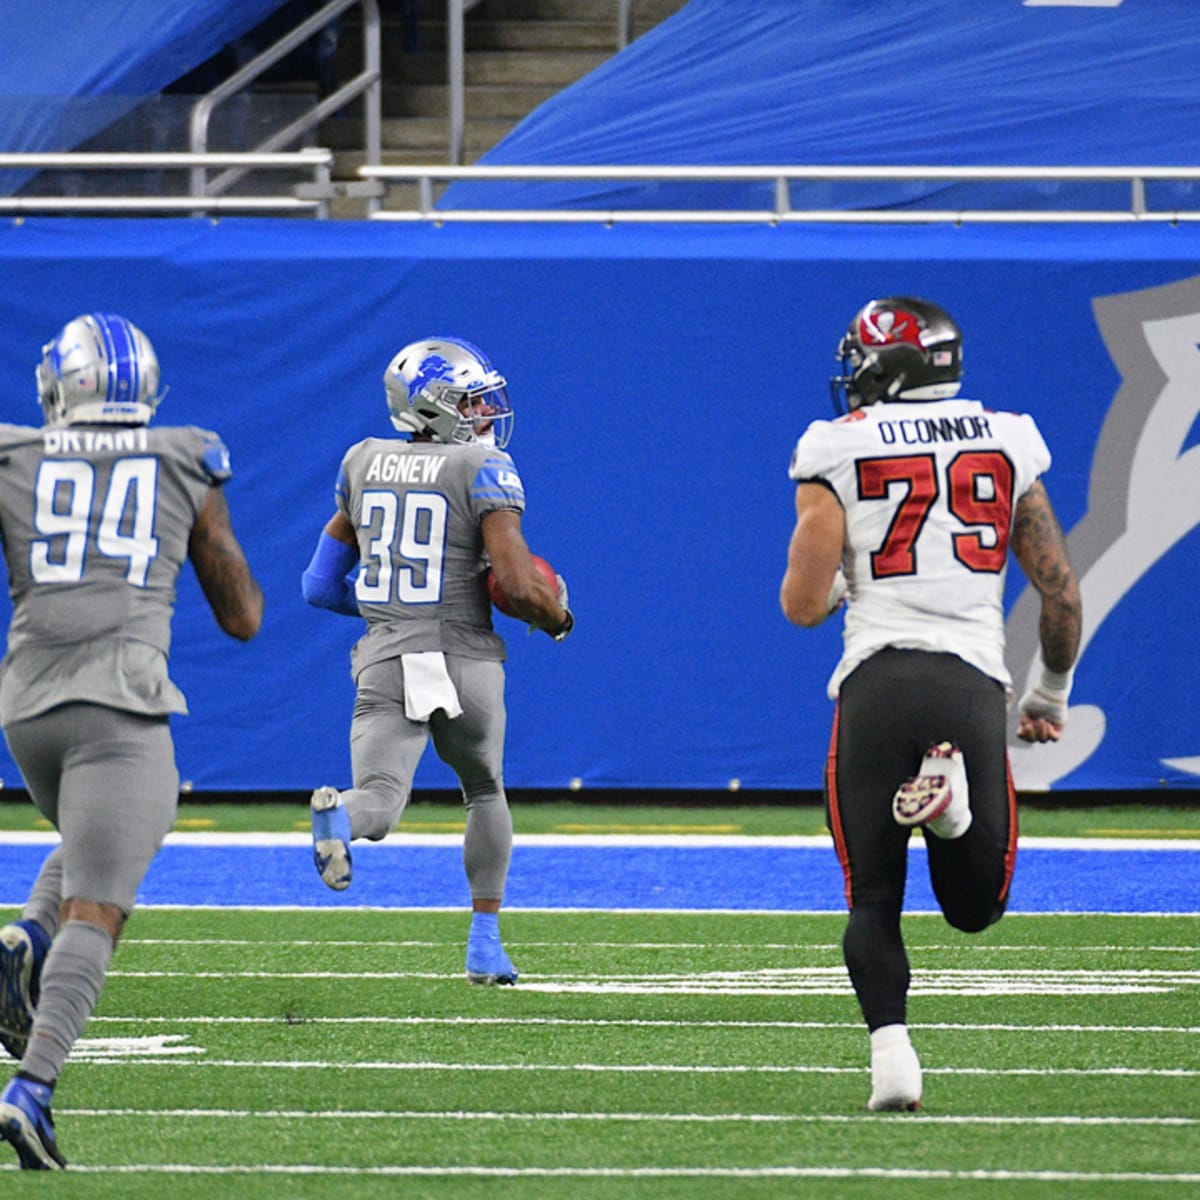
[0,314,263,1168]
[301,336,572,985]
[780,297,1081,1111]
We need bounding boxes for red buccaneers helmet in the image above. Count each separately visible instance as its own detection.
[830,296,963,413]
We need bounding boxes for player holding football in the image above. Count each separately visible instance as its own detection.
[779,297,1081,1111]
[0,313,263,1168]
[301,336,572,985]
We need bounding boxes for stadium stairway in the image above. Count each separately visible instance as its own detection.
[324,0,689,216]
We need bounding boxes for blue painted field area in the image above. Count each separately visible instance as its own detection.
[1,835,1196,914]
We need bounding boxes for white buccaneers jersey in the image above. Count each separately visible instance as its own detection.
[788,398,1051,698]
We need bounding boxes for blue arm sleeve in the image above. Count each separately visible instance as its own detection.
[301,531,361,616]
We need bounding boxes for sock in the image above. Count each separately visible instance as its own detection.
[469,911,500,942]
[928,803,973,840]
[20,921,115,1085]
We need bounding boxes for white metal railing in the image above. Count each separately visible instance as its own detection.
[0,151,334,215]
[189,0,381,211]
[357,163,1200,224]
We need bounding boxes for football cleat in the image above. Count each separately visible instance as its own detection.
[892,742,972,839]
[0,922,48,1060]
[465,914,518,986]
[0,1076,66,1169]
[310,787,352,891]
[867,1025,922,1112]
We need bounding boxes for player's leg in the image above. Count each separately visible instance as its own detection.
[431,658,516,985]
[0,851,59,1060]
[1,705,177,1169]
[311,658,429,890]
[920,665,1015,933]
[0,728,63,1062]
[830,654,922,1110]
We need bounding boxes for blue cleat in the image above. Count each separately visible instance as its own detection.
[0,922,48,1061]
[466,912,518,986]
[0,1076,66,1169]
[311,787,352,891]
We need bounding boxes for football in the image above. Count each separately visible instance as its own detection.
[486,554,557,618]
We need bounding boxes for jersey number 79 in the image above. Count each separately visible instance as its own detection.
[856,450,1014,578]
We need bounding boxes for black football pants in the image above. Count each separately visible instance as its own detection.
[826,648,1016,1029]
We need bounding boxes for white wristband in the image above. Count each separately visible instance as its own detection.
[826,569,848,614]
[1038,666,1073,698]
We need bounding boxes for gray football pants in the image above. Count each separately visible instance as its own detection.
[342,655,512,900]
[4,702,179,914]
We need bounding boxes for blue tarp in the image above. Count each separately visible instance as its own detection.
[0,0,293,192]
[0,217,1197,794]
[439,0,1200,213]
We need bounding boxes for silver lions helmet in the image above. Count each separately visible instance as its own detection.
[383,336,513,449]
[36,312,165,427]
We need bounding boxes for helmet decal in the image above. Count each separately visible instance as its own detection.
[859,306,924,348]
[407,353,453,399]
[830,296,963,414]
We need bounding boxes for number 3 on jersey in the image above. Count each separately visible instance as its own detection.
[857,449,1013,577]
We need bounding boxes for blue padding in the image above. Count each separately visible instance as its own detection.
[0,217,1197,793]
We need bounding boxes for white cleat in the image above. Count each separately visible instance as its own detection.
[892,742,972,839]
[867,1024,922,1112]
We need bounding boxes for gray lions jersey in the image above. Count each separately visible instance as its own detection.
[789,398,1051,697]
[0,422,232,724]
[334,437,526,678]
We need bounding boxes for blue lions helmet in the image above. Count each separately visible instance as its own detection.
[383,336,513,449]
[37,312,165,427]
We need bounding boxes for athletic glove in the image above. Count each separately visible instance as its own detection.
[541,573,573,642]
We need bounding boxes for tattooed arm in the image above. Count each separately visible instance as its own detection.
[1010,480,1082,742]
[188,486,265,641]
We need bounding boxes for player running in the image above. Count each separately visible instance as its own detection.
[0,313,263,1168]
[301,336,572,985]
[780,296,1081,1110]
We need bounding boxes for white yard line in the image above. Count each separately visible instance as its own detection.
[4,1164,1197,1183]
[54,1107,1200,1127]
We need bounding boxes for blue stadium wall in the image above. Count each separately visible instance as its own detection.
[0,216,1196,796]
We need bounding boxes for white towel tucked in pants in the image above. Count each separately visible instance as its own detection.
[401,651,464,721]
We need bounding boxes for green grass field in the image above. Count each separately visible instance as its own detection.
[0,905,1197,1196]
[4,794,1200,840]
[1,799,1197,1193]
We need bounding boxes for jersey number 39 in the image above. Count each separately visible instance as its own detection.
[356,490,447,605]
